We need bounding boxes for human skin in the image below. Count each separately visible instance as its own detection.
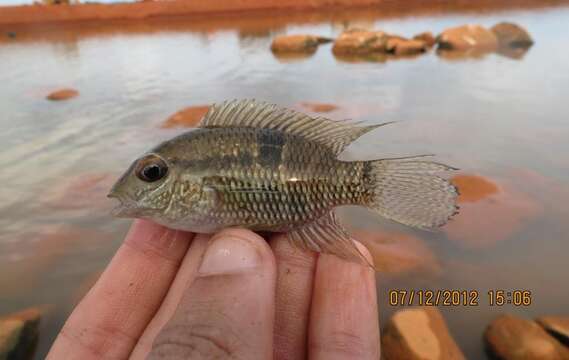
[47,220,380,359]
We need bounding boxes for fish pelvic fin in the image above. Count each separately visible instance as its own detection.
[363,157,459,229]
[287,212,374,267]
[199,99,393,155]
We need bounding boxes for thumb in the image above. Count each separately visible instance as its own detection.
[147,229,276,360]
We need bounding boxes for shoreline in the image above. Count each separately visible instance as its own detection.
[1,0,569,28]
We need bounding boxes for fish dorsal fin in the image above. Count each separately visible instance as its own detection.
[199,99,390,155]
[288,211,373,267]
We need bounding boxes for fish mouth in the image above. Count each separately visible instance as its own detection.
[107,191,139,218]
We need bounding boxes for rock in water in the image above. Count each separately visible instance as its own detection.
[536,316,569,346]
[386,38,428,56]
[46,88,79,101]
[413,31,436,47]
[485,314,569,360]
[270,35,331,53]
[491,22,534,48]
[0,308,41,360]
[332,29,388,55]
[437,24,498,51]
[382,307,466,360]
[161,105,210,128]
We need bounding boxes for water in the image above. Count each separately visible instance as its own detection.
[1,4,569,358]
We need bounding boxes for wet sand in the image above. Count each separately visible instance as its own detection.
[1,0,568,28]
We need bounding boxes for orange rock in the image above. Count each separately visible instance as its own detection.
[299,102,338,113]
[536,316,569,345]
[354,231,441,276]
[332,29,388,55]
[45,172,116,210]
[413,31,436,47]
[46,88,79,101]
[382,307,466,360]
[485,314,569,360]
[491,22,534,48]
[437,24,498,51]
[0,307,41,360]
[270,34,331,53]
[161,105,210,128]
[444,176,541,249]
[451,174,499,203]
[386,37,428,56]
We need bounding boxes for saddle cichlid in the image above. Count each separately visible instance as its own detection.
[108,99,458,265]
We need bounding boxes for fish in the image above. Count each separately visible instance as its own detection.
[108,99,458,265]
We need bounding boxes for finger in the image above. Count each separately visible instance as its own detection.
[308,241,380,360]
[130,233,210,359]
[148,228,276,360]
[47,220,193,360]
[270,234,317,360]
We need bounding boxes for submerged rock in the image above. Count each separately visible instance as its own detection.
[437,24,498,52]
[355,231,441,276]
[452,174,499,203]
[491,22,534,48]
[332,29,388,55]
[382,307,466,360]
[298,102,338,113]
[485,314,569,360]
[46,88,79,101]
[0,308,41,360]
[413,31,436,47]
[161,105,210,128]
[386,38,428,56]
[270,34,332,53]
[536,316,569,346]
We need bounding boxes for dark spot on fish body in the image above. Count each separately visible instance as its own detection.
[257,129,285,168]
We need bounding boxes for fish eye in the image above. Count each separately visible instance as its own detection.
[135,155,168,183]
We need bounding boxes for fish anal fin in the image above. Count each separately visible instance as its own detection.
[287,212,373,267]
[199,99,392,155]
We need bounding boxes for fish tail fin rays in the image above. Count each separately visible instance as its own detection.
[363,158,459,229]
[287,212,374,268]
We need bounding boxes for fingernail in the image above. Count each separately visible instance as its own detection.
[199,235,262,275]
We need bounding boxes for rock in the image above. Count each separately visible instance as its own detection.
[413,31,436,47]
[6,31,16,39]
[437,24,498,51]
[354,231,441,276]
[161,105,210,128]
[386,38,428,56]
[382,307,466,360]
[485,314,569,360]
[46,88,79,101]
[298,102,338,113]
[452,174,499,203]
[0,308,41,360]
[444,175,541,249]
[332,29,388,55]
[270,34,331,53]
[45,172,116,210]
[491,22,534,48]
[536,316,569,346]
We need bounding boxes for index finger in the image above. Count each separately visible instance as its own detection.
[47,220,193,359]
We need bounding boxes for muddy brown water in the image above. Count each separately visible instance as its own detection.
[1,4,569,359]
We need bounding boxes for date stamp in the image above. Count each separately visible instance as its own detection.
[388,289,532,307]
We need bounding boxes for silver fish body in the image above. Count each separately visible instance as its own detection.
[109,100,458,264]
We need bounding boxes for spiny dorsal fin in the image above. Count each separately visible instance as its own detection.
[199,99,391,155]
[287,211,373,267]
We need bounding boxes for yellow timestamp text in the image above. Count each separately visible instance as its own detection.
[388,289,532,307]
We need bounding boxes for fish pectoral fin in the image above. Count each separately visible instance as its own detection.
[288,212,373,267]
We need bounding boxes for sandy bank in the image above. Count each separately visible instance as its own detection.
[1,0,568,27]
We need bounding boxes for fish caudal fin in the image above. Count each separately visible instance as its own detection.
[364,157,459,229]
[288,212,373,267]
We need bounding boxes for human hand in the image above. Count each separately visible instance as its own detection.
[47,220,380,359]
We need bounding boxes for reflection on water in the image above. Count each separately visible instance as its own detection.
[1,4,569,359]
